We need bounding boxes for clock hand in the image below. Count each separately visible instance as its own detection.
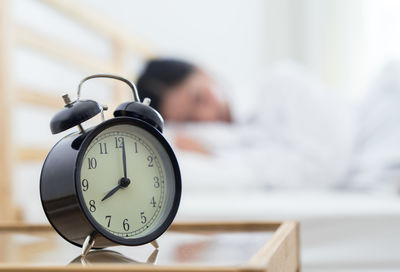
[101,183,121,201]
[102,137,131,202]
[122,137,127,179]
[101,177,131,202]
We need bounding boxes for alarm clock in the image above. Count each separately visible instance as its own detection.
[40,74,181,256]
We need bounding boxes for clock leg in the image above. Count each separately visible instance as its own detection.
[146,248,159,264]
[79,256,88,266]
[81,234,95,257]
[151,239,159,249]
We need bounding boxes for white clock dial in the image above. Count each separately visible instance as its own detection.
[79,124,173,239]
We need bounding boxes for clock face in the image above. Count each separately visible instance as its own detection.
[78,121,179,243]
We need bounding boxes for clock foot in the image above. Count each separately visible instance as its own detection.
[151,239,159,249]
[81,234,95,257]
[146,248,159,264]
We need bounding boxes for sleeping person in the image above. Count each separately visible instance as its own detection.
[136,58,355,189]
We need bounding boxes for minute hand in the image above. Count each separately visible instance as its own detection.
[122,137,127,178]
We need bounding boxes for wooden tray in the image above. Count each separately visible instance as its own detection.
[0,221,300,272]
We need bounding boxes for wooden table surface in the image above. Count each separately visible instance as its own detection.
[0,221,300,272]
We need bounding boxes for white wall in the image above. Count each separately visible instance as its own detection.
[86,0,270,90]
[88,0,400,99]
[265,0,400,99]
[265,0,367,97]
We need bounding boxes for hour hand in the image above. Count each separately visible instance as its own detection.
[101,184,121,201]
[101,177,131,202]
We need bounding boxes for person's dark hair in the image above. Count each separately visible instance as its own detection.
[136,58,196,112]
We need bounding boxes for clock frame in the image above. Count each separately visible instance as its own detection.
[40,116,181,249]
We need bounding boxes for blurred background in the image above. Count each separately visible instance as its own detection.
[93,0,400,99]
[2,0,400,271]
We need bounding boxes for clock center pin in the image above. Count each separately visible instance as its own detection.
[119,177,131,188]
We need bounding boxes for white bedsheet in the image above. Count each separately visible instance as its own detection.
[176,190,400,271]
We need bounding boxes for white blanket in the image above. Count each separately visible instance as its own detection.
[166,61,355,190]
[166,61,400,193]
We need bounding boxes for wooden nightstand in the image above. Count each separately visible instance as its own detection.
[0,221,300,272]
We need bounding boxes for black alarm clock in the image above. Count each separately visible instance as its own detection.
[40,74,181,256]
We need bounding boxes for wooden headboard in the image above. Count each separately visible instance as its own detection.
[0,0,156,221]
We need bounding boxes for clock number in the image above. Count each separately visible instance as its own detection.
[150,196,156,207]
[81,179,89,191]
[115,137,124,148]
[140,212,147,224]
[147,156,153,167]
[153,176,160,188]
[134,142,138,153]
[123,218,130,231]
[89,200,96,212]
[88,158,97,169]
[105,215,111,228]
[99,142,108,154]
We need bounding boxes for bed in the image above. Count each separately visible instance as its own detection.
[167,61,400,271]
[177,189,400,271]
